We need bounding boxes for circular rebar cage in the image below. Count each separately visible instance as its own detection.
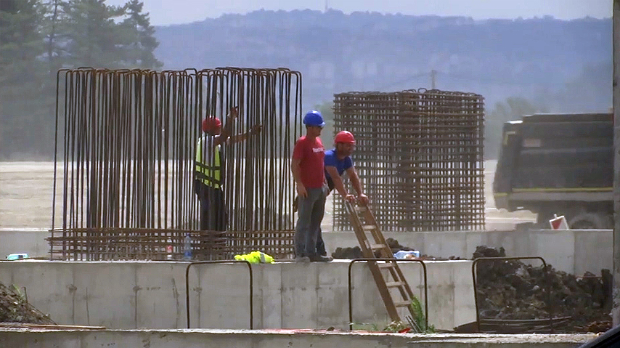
[332,89,485,232]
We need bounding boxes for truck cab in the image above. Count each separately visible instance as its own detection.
[492,113,613,229]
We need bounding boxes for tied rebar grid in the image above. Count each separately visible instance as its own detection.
[332,89,485,232]
[50,68,302,260]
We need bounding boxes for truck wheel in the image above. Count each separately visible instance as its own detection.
[568,212,609,230]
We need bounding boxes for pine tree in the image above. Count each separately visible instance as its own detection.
[60,0,126,68]
[42,0,64,77]
[119,0,162,69]
[0,0,166,159]
[0,0,48,159]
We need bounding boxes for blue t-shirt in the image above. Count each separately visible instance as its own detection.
[324,148,353,190]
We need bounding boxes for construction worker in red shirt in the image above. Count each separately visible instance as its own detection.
[291,110,331,262]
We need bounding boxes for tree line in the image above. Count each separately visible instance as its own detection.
[0,0,161,160]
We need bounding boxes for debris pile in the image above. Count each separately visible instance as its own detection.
[0,282,55,324]
[332,246,363,259]
[474,246,611,333]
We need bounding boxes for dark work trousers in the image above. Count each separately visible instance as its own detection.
[315,180,335,256]
[315,228,327,256]
[296,185,333,256]
[195,181,227,232]
[295,186,327,258]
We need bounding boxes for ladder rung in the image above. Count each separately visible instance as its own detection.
[385,281,406,288]
[355,206,367,212]
[362,225,377,231]
[394,300,411,308]
[369,243,386,250]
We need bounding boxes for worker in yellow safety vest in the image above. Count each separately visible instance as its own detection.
[194,106,262,231]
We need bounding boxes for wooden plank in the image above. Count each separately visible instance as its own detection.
[0,323,106,330]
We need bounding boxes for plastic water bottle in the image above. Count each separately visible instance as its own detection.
[6,253,28,260]
[166,238,173,260]
[183,233,192,261]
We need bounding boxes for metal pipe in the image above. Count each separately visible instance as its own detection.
[612,0,620,327]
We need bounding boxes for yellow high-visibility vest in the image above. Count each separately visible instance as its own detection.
[195,136,222,189]
[234,251,275,264]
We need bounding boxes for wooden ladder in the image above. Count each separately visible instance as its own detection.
[344,200,416,323]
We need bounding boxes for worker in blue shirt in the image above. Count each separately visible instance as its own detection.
[316,131,369,256]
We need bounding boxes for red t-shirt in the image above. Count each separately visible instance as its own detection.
[292,136,325,189]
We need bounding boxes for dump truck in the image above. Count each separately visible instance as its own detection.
[493,112,613,229]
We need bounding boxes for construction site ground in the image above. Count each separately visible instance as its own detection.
[0,160,535,230]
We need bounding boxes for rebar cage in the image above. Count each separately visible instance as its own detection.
[332,89,485,232]
[50,68,302,260]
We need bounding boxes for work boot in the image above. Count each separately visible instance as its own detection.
[309,254,333,262]
[295,256,310,263]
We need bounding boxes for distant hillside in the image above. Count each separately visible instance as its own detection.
[154,10,611,111]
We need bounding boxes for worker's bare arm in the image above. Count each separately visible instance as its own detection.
[229,125,262,144]
[291,158,307,198]
[214,107,238,146]
[346,166,368,204]
[326,166,355,202]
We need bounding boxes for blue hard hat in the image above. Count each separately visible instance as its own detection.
[303,110,325,127]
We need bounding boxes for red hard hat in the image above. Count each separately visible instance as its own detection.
[202,117,222,133]
[335,131,355,144]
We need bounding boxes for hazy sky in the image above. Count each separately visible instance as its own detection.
[106,0,612,26]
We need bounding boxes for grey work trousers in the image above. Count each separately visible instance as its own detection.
[294,186,327,257]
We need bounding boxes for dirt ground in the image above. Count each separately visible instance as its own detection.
[0,160,535,230]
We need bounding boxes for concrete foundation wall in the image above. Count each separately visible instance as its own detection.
[0,228,611,276]
[0,260,475,331]
[322,229,612,276]
[0,330,596,348]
